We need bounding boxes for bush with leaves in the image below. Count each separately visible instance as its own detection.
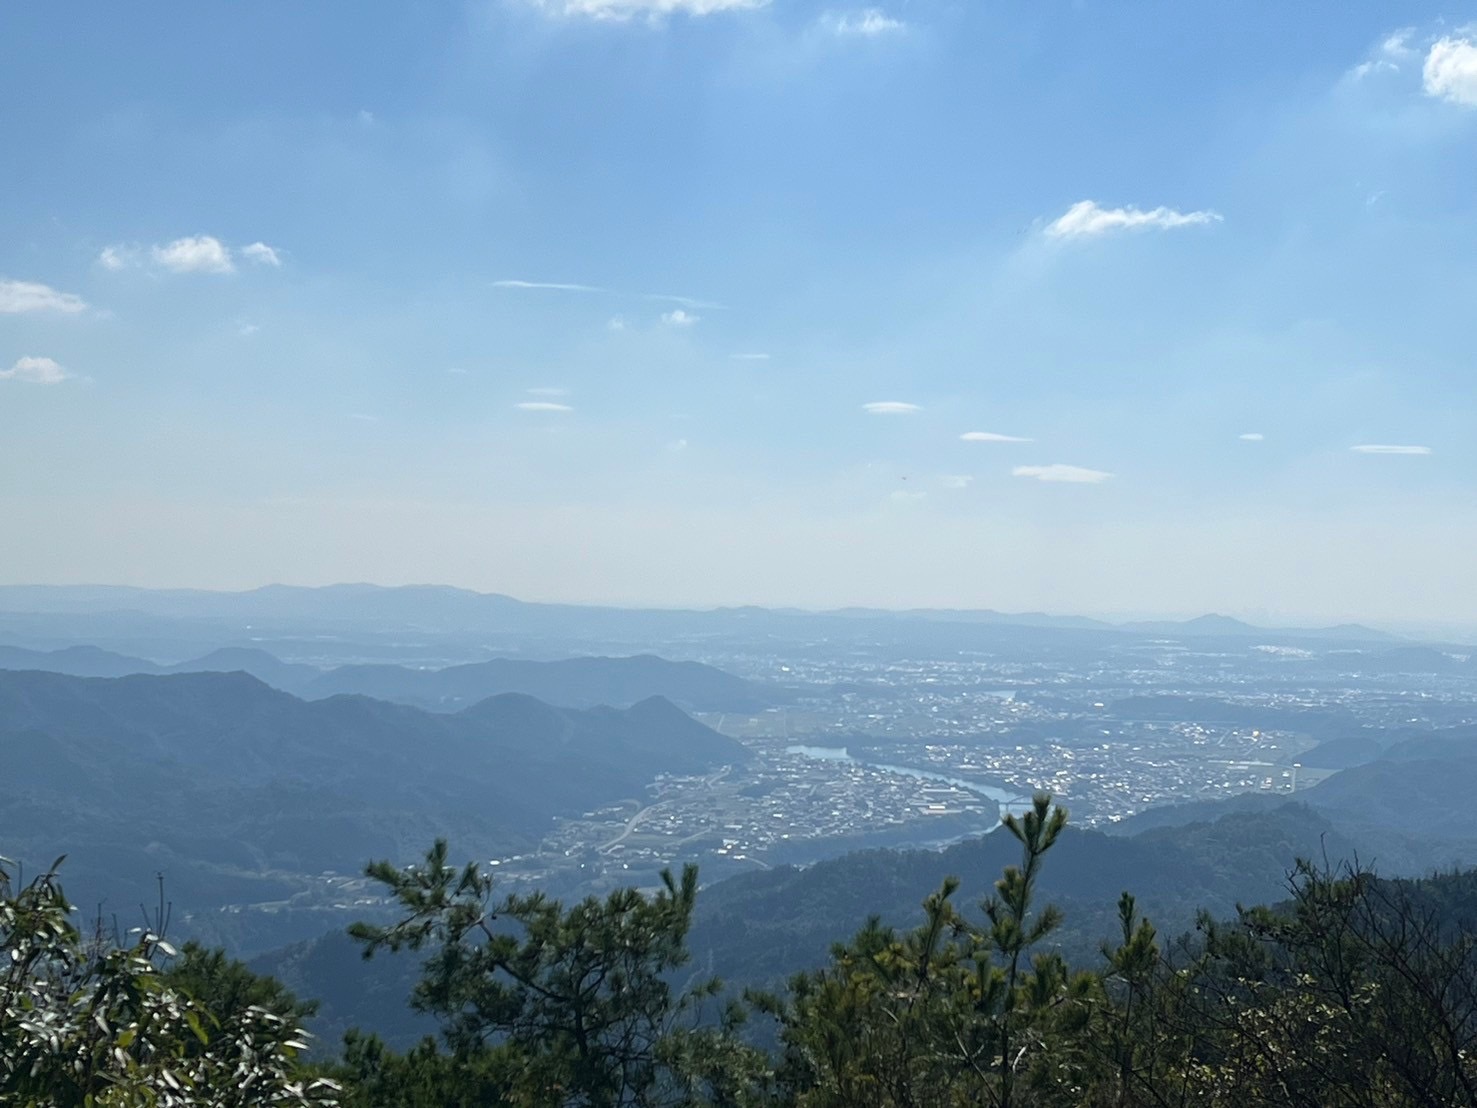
[1,856,339,1107]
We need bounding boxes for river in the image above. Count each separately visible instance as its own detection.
[785,744,1034,816]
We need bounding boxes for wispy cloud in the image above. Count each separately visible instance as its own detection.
[494,279,723,310]
[863,401,921,415]
[1,356,69,385]
[241,242,282,266]
[0,279,87,315]
[939,475,973,489]
[152,235,236,274]
[516,401,574,413]
[960,430,1031,443]
[1012,464,1112,484]
[533,0,768,21]
[667,437,690,453]
[347,412,380,422]
[1424,36,1477,107]
[661,308,699,327]
[823,8,905,36]
[103,235,279,275]
[730,352,770,361]
[1045,200,1222,239]
[1239,432,1265,442]
[97,245,133,271]
[1351,443,1432,455]
[1350,29,1415,79]
[644,291,726,310]
[494,279,605,293]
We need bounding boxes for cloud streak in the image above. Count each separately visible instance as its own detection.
[1,356,69,384]
[824,8,905,36]
[862,401,921,415]
[533,0,768,21]
[960,431,1032,443]
[1012,464,1112,484]
[494,279,724,310]
[494,279,604,293]
[516,401,574,412]
[1239,432,1265,442]
[1046,200,1222,239]
[661,308,699,326]
[1351,444,1431,455]
[0,279,87,314]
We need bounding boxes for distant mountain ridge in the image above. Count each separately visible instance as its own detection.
[0,643,771,712]
[0,584,1406,645]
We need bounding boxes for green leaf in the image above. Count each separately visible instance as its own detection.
[185,1009,209,1045]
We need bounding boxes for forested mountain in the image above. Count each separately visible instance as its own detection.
[1108,722,1477,865]
[300,653,770,711]
[0,670,746,952]
[0,643,771,711]
[250,801,1370,1046]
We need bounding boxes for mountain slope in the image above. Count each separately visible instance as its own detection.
[0,670,747,953]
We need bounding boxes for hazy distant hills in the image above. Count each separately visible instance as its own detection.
[0,669,746,952]
[0,644,771,712]
[1104,722,1477,869]
[300,654,769,711]
[0,583,1408,649]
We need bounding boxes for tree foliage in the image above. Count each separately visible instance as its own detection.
[0,856,339,1107]
[13,795,1477,1105]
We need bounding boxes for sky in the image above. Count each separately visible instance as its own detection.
[3,2,1477,627]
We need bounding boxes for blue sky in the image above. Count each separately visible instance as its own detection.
[3,2,1477,626]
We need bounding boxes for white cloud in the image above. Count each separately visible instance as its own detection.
[152,235,235,274]
[960,430,1031,443]
[1351,443,1432,455]
[494,280,722,310]
[526,386,570,396]
[494,279,605,292]
[862,401,921,415]
[731,352,770,361]
[1045,200,1222,239]
[824,8,905,36]
[0,279,87,314]
[238,321,261,337]
[607,315,627,331]
[889,489,927,502]
[1239,432,1265,442]
[1012,464,1112,484]
[644,291,725,309]
[97,245,134,271]
[0,356,69,385]
[1351,29,1415,79]
[242,242,282,266]
[939,475,973,489]
[534,0,768,21]
[667,438,690,452]
[662,308,699,326]
[1424,36,1477,107]
[516,401,574,412]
